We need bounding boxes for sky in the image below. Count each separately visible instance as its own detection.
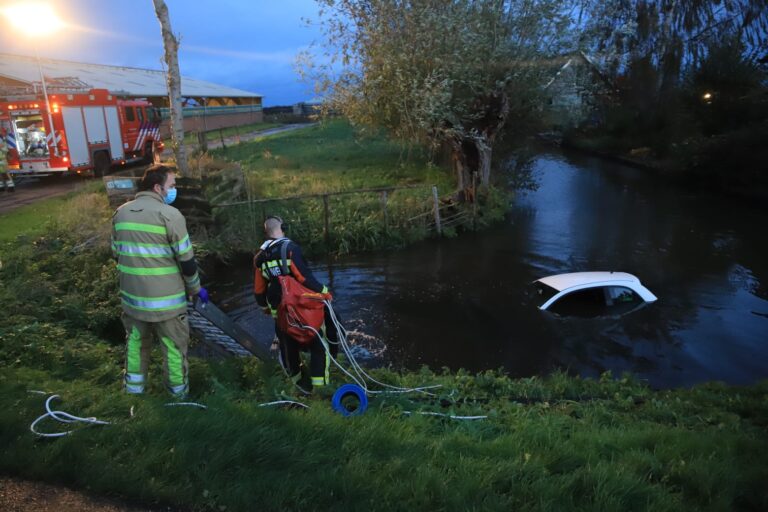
[0,0,326,105]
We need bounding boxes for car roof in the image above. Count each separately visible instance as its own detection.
[536,271,641,292]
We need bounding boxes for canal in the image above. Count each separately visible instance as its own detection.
[213,148,768,389]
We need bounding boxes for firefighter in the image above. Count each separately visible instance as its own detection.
[111,164,208,398]
[253,215,339,393]
[0,131,14,192]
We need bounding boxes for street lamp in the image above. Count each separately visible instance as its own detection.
[2,3,64,157]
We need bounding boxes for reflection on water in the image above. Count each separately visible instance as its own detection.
[214,150,768,389]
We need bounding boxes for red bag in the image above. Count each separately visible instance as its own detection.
[273,241,330,344]
[276,275,330,344]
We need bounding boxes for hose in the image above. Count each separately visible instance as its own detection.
[28,392,208,437]
[284,300,441,397]
[29,394,110,438]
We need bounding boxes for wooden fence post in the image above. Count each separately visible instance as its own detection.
[197,131,207,153]
[381,190,389,232]
[432,186,442,236]
[323,194,330,248]
[218,128,226,150]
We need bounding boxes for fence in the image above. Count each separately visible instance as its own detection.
[212,183,470,254]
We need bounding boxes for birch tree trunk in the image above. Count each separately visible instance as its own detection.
[152,0,188,175]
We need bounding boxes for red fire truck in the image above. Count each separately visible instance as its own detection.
[0,85,164,177]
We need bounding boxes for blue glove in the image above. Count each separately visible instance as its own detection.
[197,287,209,304]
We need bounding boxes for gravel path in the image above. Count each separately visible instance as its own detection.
[0,477,178,512]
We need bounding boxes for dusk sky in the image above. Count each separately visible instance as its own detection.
[0,0,325,105]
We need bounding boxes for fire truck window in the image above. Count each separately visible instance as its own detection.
[137,108,145,123]
[12,114,48,158]
[125,107,135,122]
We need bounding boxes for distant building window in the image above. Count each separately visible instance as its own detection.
[125,107,135,122]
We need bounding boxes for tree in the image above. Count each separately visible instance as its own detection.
[311,0,571,193]
[152,0,188,175]
[576,0,768,101]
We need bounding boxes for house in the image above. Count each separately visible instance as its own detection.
[542,51,616,131]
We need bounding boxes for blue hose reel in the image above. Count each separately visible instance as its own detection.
[331,384,368,416]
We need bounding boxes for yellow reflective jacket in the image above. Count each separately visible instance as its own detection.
[111,191,200,321]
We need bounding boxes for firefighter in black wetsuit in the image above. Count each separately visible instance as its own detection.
[253,215,339,393]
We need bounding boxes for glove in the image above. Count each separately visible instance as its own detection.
[197,287,210,304]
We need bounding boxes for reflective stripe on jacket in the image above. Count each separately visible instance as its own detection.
[112,191,200,321]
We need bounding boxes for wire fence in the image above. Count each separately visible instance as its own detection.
[212,183,468,255]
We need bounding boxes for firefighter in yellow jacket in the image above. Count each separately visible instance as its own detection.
[111,165,208,398]
[0,131,15,192]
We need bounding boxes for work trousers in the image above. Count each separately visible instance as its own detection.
[278,305,340,388]
[122,312,190,397]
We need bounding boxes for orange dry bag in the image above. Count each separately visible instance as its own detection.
[275,241,331,344]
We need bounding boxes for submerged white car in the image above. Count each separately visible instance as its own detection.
[532,272,658,318]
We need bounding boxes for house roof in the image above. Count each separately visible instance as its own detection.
[543,51,616,91]
[0,53,261,98]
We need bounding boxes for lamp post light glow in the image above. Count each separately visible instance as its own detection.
[2,3,64,156]
[3,3,64,35]
[702,92,713,102]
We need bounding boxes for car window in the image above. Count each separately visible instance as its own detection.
[124,106,135,122]
[548,287,607,318]
[604,286,643,315]
[137,107,145,123]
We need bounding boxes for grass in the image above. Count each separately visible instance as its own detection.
[0,196,67,242]
[0,166,767,511]
[179,121,283,145]
[0,179,105,243]
[208,120,505,255]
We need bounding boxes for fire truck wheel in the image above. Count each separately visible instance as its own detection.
[93,151,110,178]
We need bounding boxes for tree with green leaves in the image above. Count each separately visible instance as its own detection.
[310,0,572,193]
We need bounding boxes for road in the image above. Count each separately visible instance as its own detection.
[0,175,87,215]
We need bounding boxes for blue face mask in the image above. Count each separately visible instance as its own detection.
[164,187,177,205]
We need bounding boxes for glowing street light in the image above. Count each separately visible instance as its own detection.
[2,3,64,156]
[2,3,64,35]
[702,92,713,102]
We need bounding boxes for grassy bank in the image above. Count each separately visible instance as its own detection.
[1,191,767,511]
[0,196,68,242]
[208,120,507,255]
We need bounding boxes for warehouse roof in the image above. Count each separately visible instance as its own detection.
[0,53,261,98]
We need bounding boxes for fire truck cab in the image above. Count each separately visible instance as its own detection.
[0,86,163,177]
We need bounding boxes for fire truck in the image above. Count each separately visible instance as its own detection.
[0,82,164,177]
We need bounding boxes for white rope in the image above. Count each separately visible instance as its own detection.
[258,400,309,409]
[283,300,441,397]
[403,411,487,420]
[30,394,110,438]
[163,402,208,409]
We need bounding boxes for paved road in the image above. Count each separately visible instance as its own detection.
[162,122,317,157]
